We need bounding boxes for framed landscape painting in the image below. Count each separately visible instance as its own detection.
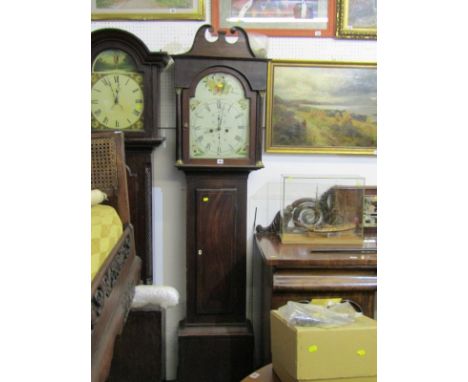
[91,0,205,20]
[336,0,377,39]
[212,0,336,37]
[266,61,377,155]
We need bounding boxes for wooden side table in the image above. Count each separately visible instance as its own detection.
[242,364,279,382]
[252,234,377,365]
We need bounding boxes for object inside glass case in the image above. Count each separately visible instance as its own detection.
[280,176,365,245]
[363,194,377,228]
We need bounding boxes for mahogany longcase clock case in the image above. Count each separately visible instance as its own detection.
[91,29,171,284]
[174,25,268,382]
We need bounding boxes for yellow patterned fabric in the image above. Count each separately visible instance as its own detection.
[91,204,123,281]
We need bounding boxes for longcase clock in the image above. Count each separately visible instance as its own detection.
[92,29,171,284]
[174,25,268,382]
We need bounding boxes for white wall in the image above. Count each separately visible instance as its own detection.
[92,3,376,379]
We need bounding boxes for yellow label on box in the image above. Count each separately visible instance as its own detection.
[310,298,342,306]
[308,345,318,353]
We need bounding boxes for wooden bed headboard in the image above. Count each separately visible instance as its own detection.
[91,131,130,225]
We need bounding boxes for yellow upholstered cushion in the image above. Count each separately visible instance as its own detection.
[91,204,123,281]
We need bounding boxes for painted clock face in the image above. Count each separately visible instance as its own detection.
[189,73,250,159]
[91,49,144,131]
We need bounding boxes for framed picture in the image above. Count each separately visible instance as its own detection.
[91,0,205,20]
[336,0,377,39]
[266,60,377,155]
[211,0,336,37]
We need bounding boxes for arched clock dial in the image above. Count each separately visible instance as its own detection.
[179,64,262,167]
[91,49,144,131]
[189,72,250,159]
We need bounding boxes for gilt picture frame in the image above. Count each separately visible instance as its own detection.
[91,0,205,20]
[336,0,377,39]
[266,60,377,155]
[211,0,336,37]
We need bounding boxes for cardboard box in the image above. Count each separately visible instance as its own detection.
[271,310,376,381]
[274,362,377,382]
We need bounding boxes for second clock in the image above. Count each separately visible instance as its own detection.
[174,25,268,382]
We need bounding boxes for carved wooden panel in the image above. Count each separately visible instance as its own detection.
[91,225,141,382]
[91,231,133,333]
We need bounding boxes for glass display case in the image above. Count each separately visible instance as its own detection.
[280,175,366,245]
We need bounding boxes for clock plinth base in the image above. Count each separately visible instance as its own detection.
[177,320,254,382]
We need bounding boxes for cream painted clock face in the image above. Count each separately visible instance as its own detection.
[91,73,144,130]
[189,73,250,159]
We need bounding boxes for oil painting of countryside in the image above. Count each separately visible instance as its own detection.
[271,65,377,150]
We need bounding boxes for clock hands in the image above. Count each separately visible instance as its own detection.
[111,78,124,110]
[107,82,117,103]
[216,101,223,132]
[114,86,121,105]
[212,113,221,155]
[216,101,226,155]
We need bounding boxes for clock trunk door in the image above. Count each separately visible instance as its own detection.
[195,189,237,316]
